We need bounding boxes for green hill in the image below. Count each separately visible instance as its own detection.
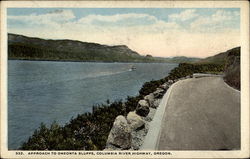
[8,33,200,63]
[195,47,240,65]
[223,47,241,90]
[8,33,166,63]
[195,47,240,90]
[165,56,201,63]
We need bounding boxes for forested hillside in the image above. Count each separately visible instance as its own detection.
[223,47,241,90]
[8,33,200,63]
[196,47,240,90]
[8,34,165,62]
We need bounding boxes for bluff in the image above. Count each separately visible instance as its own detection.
[223,47,240,90]
[8,33,161,62]
[195,47,240,90]
[196,47,240,65]
[8,33,201,63]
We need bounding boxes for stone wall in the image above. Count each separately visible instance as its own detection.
[104,76,192,150]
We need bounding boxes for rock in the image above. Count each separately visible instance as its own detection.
[144,93,155,108]
[157,87,165,92]
[186,75,193,78]
[136,100,150,117]
[106,115,131,149]
[127,111,145,131]
[153,88,165,99]
[142,107,157,122]
[138,99,149,107]
[168,80,174,84]
[104,145,121,151]
[159,83,169,90]
[131,124,148,150]
[152,99,161,108]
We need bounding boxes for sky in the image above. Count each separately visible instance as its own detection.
[7,8,240,58]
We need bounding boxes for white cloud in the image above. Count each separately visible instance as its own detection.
[211,10,233,21]
[190,10,240,32]
[8,10,75,28]
[169,9,198,21]
[78,13,157,24]
[8,11,179,32]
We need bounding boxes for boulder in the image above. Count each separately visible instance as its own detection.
[152,99,161,108]
[131,124,148,150]
[153,88,165,99]
[127,111,145,131]
[143,107,157,122]
[168,80,174,84]
[136,100,150,117]
[159,83,169,90]
[138,99,149,107]
[106,115,131,149]
[144,93,155,108]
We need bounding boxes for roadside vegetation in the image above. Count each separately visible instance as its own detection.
[223,47,240,90]
[195,46,240,90]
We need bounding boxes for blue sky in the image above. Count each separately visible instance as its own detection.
[7,8,240,57]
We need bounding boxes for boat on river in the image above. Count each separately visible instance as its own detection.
[129,65,136,71]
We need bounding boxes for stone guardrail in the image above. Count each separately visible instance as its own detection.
[104,73,223,150]
[104,80,175,150]
[141,81,178,150]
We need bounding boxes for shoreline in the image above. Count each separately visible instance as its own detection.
[8,58,176,64]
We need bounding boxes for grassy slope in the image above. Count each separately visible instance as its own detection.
[195,47,240,90]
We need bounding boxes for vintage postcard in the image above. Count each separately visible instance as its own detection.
[0,0,249,159]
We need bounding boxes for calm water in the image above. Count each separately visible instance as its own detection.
[8,60,177,149]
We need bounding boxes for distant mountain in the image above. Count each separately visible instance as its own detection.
[195,47,240,65]
[165,56,201,63]
[8,33,148,62]
[8,33,201,63]
[8,33,173,63]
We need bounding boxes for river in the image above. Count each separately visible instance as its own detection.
[8,60,177,149]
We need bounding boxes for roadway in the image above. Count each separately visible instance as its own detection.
[157,77,240,150]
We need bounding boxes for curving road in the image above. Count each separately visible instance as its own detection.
[157,77,240,150]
